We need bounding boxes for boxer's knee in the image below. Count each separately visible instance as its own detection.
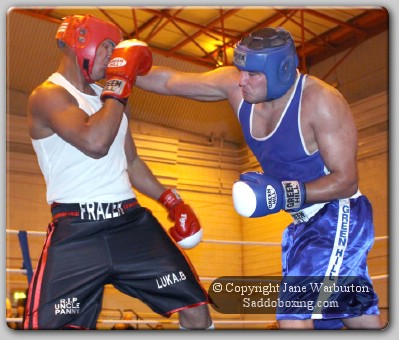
[178,304,213,329]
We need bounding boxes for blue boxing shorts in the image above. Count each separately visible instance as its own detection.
[23,199,209,329]
[276,194,380,324]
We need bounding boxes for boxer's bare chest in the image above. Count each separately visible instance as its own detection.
[251,103,287,138]
[250,101,317,154]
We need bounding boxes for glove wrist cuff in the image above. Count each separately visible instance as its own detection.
[281,180,306,211]
[101,77,132,103]
[100,95,127,106]
[158,188,183,211]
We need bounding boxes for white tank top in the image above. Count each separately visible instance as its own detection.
[32,73,135,204]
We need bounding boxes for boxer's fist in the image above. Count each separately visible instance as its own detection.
[232,171,306,218]
[159,188,203,249]
[101,39,152,105]
[168,203,203,249]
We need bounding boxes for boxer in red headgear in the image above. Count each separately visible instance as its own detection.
[24,14,212,330]
[55,15,123,82]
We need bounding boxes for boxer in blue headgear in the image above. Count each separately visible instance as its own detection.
[233,27,299,101]
[134,26,385,330]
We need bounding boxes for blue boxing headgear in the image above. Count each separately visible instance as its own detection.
[233,27,299,101]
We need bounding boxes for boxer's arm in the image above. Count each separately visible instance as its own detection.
[125,129,203,249]
[135,65,240,102]
[124,116,165,199]
[27,82,125,159]
[302,79,359,203]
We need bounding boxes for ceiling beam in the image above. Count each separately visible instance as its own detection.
[168,8,240,54]
[301,8,388,66]
[11,7,388,70]
[141,8,239,42]
[303,8,368,37]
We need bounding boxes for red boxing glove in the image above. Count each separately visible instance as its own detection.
[159,188,203,249]
[101,39,152,105]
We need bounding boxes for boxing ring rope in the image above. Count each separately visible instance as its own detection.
[5,229,390,280]
[6,229,389,328]
[6,317,278,326]
[6,229,47,236]
[95,319,277,325]
[6,229,389,242]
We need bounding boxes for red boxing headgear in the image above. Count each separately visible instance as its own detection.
[56,15,123,83]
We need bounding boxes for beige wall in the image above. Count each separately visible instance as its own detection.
[309,32,388,105]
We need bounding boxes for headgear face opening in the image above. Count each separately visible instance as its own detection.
[56,15,123,83]
[233,27,298,101]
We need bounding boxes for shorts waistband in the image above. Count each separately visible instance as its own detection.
[289,189,362,224]
[51,198,139,222]
[290,202,327,224]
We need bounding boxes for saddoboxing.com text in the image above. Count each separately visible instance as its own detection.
[242,297,339,311]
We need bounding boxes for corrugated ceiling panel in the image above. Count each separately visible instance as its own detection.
[7,11,60,92]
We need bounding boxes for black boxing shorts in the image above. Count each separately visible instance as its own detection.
[23,199,209,330]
